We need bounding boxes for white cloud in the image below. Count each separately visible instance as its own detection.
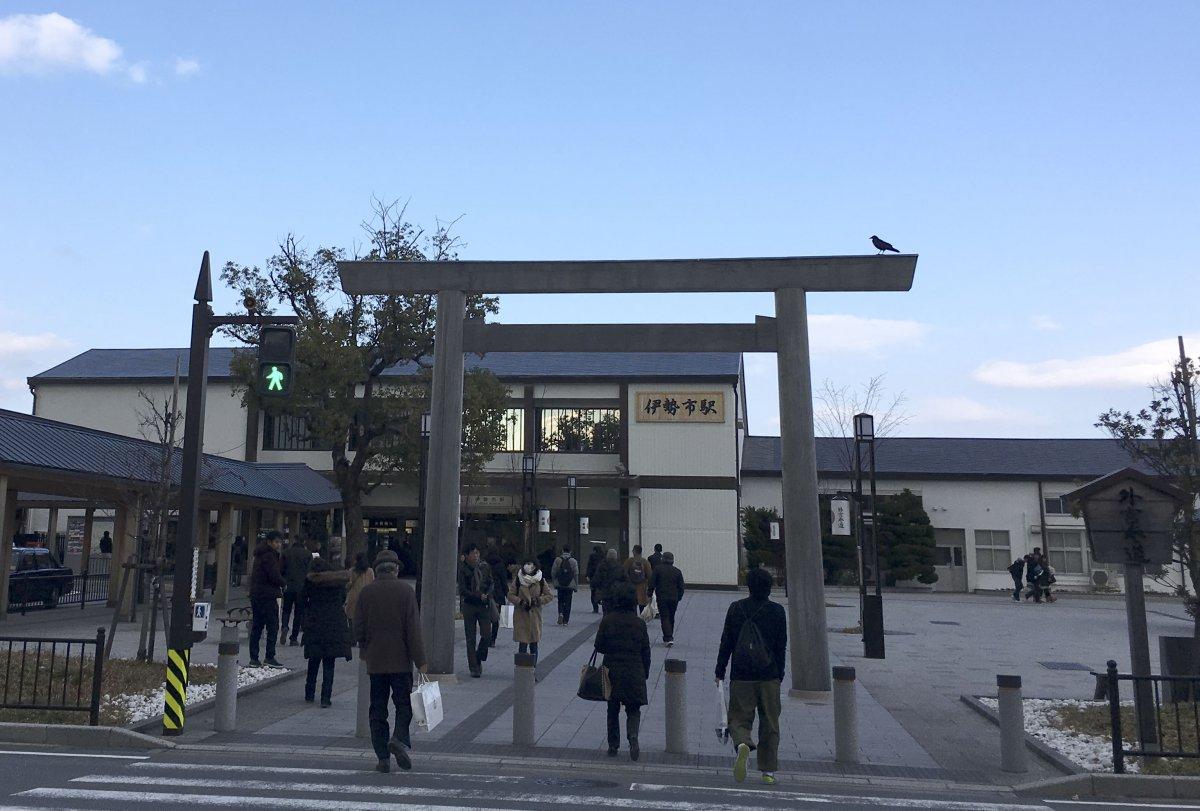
[973,334,1200,389]
[173,57,200,76]
[0,12,147,82]
[1031,315,1062,332]
[0,331,70,355]
[917,395,1035,424]
[127,61,147,84]
[808,314,929,354]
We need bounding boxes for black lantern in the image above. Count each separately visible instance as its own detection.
[853,412,875,442]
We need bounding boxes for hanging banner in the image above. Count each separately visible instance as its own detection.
[538,508,551,533]
[769,521,781,541]
[830,498,851,536]
[579,516,589,536]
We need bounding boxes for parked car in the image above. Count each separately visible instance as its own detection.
[9,547,75,608]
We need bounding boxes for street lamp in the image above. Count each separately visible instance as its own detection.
[416,412,431,594]
[853,412,884,659]
[567,476,578,559]
[522,453,536,557]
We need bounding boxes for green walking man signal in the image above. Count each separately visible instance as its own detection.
[256,327,296,397]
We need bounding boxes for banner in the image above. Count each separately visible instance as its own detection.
[830,498,851,536]
[579,516,589,535]
[538,508,551,533]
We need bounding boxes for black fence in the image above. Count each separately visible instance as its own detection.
[1103,659,1200,773]
[0,628,106,725]
[7,557,111,614]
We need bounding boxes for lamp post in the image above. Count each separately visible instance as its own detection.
[522,453,536,558]
[853,412,884,659]
[567,476,578,559]
[416,412,430,589]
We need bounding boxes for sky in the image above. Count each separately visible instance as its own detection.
[1,3,1198,438]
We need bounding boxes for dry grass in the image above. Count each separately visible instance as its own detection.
[1053,701,1200,776]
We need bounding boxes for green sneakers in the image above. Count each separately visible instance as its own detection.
[732,743,750,783]
[761,773,777,785]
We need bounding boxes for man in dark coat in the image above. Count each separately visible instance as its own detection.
[231,536,248,587]
[487,550,510,647]
[1007,557,1025,602]
[248,531,286,668]
[280,536,313,645]
[647,543,664,571]
[355,550,426,773]
[586,545,605,613]
[649,551,685,646]
[299,558,352,706]
[716,567,787,785]
[1024,551,1044,603]
[457,543,493,678]
[594,583,651,761]
[593,548,626,613]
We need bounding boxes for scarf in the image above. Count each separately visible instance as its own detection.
[517,566,543,588]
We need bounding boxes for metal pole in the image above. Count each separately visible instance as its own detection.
[214,621,239,732]
[1124,562,1159,750]
[1107,660,1125,774]
[833,666,858,763]
[513,652,536,745]
[665,658,688,754]
[997,674,1027,773]
[863,437,885,659]
[356,655,371,738]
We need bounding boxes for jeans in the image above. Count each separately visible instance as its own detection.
[249,594,278,661]
[461,601,492,674]
[518,641,539,660]
[368,671,414,760]
[658,599,679,642]
[728,680,781,773]
[1011,577,1022,601]
[557,588,574,624]
[281,590,301,640]
[305,656,336,702]
[606,699,641,748]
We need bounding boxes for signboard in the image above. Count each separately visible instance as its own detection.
[466,494,516,509]
[1066,469,1186,566]
[538,509,551,533]
[192,602,211,633]
[830,498,851,536]
[769,521,781,541]
[66,517,85,556]
[580,516,589,536]
[635,391,726,423]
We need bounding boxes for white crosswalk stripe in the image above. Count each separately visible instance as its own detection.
[129,761,523,782]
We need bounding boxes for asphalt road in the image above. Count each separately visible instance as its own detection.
[0,747,1186,811]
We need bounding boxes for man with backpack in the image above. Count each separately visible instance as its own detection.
[623,545,653,609]
[715,567,787,786]
[550,546,579,626]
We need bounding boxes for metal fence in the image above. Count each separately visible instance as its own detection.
[0,628,106,725]
[7,557,111,614]
[1102,659,1200,773]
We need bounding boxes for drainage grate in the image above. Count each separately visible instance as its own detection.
[1039,661,1092,671]
[929,620,960,625]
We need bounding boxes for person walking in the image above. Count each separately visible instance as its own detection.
[649,551,685,646]
[354,550,426,774]
[487,549,510,648]
[586,545,605,614]
[457,543,493,678]
[1007,557,1025,602]
[624,545,653,609]
[716,567,788,786]
[1038,558,1057,603]
[594,548,626,613]
[594,583,651,761]
[647,543,664,571]
[550,546,579,626]
[1024,551,1044,603]
[98,530,113,555]
[280,536,313,646]
[231,535,248,587]
[248,531,286,668]
[299,558,352,707]
[509,558,553,662]
[343,552,375,628]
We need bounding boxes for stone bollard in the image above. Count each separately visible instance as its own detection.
[665,659,688,754]
[513,653,537,745]
[832,666,858,764]
[356,655,371,738]
[997,674,1027,773]
[214,621,240,732]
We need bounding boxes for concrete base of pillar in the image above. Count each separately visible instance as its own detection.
[788,689,831,701]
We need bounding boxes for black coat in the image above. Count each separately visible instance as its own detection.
[716,595,788,682]
[594,608,651,706]
[592,559,626,600]
[586,549,604,582]
[300,571,352,661]
[488,557,510,604]
[281,543,312,593]
[650,564,685,603]
[249,543,285,601]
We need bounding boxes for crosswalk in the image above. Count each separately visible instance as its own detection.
[5,760,1061,811]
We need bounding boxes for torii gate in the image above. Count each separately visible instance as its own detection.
[338,255,917,693]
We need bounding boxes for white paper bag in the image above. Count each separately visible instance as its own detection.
[640,594,658,621]
[715,679,730,744]
[499,603,515,629]
[410,673,443,732]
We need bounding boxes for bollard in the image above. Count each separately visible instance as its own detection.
[997,674,1027,773]
[213,621,240,732]
[513,653,537,745]
[832,666,858,763]
[356,655,371,738]
[665,659,688,754]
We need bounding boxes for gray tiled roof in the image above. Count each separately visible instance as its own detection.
[742,435,1153,480]
[0,409,340,507]
[30,348,742,382]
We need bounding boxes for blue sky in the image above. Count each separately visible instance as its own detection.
[2,2,1197,437]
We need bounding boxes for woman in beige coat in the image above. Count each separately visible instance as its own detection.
[508,557,554,662]
[343,552,375,626]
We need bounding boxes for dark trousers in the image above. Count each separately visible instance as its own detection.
[557,588,574,624]
[658,599,679,642]
[518,641,539,660]
[1010,576,1023,600]
[606,699,641,747]
[305,656,336,702]
[281,590,301,639]
[368,671,414,760]
[1025,581,1042,602]
[462,601,492,674]
[728,680,781,773]
[249,594,278,661]
[590,587,601,613]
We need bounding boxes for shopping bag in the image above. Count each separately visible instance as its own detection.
[577,651,611,702]
[715,679,730,744]
[410,673,443,732]
[499,603,515,629]
[640,594,658,621]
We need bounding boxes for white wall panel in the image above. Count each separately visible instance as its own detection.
[638,489,738,586]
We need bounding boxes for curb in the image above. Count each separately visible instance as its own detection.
[1016,773,1200,801]
[130,666,302,735]
[0,722,174,750]
[959,694,1084,776]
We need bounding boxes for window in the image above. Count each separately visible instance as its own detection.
[933,528,965,567]
[501,408,524,452]
[538,408,620,453]
[974,529,1011,572]
[263,413,331,451]
[1045,529,1085,574]
[1043,495,1070,515]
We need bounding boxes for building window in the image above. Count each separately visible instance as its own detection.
[974,529,1011,572]
[538,408,620,453]
[1045,529,1085,574]
[1043,495,1070,515]
[263,413,331,451]
[501,408,524,452]
[933,528,965,566]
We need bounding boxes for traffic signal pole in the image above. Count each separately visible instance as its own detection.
[161,253,298,737]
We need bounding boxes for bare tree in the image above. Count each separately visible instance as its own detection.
[814,374,912,481]
[134,367,182,563]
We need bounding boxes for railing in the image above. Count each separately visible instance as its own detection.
[7,560,110,614]
[1102,659,1200,774]
[0,628,106,725]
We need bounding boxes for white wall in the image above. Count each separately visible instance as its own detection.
[627,383,737,477]
[637,488,739,586]
[741,476,782,514]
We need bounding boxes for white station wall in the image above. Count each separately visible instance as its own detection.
[638,488,739,586]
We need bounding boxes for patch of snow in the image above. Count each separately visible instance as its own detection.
[980,697,1139,774]
[106,664,287,725]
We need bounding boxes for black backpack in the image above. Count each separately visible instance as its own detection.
[555,559,574,589]
[733,605,773,673]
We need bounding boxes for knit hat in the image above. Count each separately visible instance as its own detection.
[374,550,399,568]
[662,552,674,564]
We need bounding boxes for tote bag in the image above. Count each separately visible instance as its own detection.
[577,651,611,702]
[410,673,444,732]
[499,603,515,629]
[715,679,730,744]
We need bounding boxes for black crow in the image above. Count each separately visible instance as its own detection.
[870,235,899,254]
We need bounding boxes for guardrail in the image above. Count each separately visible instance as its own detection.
[7,566,110,614]
[0,628,106,725]
[1102,659,1200,774]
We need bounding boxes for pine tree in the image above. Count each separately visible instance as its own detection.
[875,489,938,585]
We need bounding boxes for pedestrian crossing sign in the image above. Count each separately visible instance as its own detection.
[258,361,292,397]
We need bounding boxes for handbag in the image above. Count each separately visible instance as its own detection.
[640,594,659,621]
[410,672,443,732]
[488,597,500,626]
[715,679,730,743]
[577,650,611,702]
[499,603,515,629]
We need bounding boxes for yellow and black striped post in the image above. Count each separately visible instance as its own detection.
[163,647,190,735]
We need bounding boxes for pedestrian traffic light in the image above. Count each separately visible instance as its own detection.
[256,327,295,397]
